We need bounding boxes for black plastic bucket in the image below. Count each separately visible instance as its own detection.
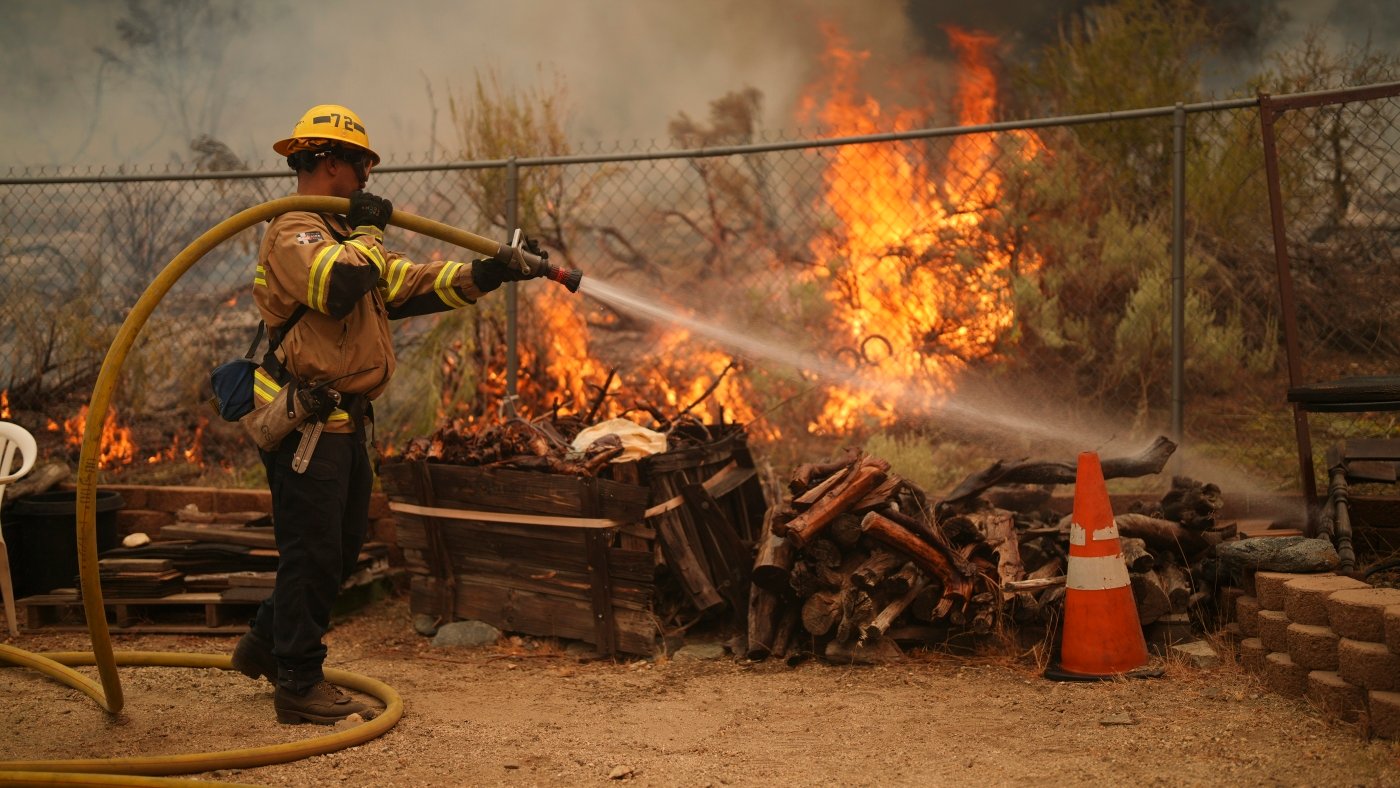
[4,490,123,597]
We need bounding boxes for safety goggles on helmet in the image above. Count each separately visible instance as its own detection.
[273,104,381,166]
[284,143,375,176]
[333,147,375,171]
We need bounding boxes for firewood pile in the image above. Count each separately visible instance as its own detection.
[396,413,717,477]
[746,436,1231,663]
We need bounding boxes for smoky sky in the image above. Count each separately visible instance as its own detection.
[0,0,1389,170]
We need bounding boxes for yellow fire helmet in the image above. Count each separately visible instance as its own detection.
[272,104,381,165]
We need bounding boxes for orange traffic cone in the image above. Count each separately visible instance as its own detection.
[1044,451,1149,681]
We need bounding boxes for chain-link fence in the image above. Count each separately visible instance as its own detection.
[2,83,1396,493]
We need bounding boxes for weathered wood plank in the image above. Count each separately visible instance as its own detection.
[411,576,657,655]
[586,530,619,656]
[681,482,751,617]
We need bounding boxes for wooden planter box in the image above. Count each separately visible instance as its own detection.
[379,426,767,656]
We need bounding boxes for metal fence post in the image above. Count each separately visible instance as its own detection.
[505,156,519,415]
[1171,103,1186,455]
[1259,94,1313,505]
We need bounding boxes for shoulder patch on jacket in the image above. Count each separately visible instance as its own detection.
[295,230,324,245]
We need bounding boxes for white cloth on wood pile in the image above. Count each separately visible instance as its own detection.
[570,418,667,461]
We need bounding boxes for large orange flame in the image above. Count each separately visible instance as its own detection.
[513,275,766,432]
[457,23,1035,441]
[51,405,136,470]
[800,24,1042,431]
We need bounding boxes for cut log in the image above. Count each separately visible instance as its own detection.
[860,511,974,603]
[806,538,843,569]
[789,451,859,495]
[851,473,905,510]
[771,605,798,658]
[880,506,975,575]
[828,513,864,549]
[751,509,796,594]
[1120,537,1154,572]
[785,459,890,549]
[1005,576,1065,592]
[851,549,906,591]
[1158,562,1192,613]
[835,588,876,644]
[940,435,1177,508]
[878,562,920,597]
[864,575,929,641]
[964,508,1023,587]
[1114,513,1211,559]
[909,581,944,622]
[801,590,841,636]
[792,467,849,508]
[746,583,780,660]
[1010,557,1066,618]
[788,561,822,598]
[817,550,869,589]
[1130,570,1172,625]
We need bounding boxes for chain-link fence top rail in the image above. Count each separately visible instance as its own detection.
[1,83,1395,488]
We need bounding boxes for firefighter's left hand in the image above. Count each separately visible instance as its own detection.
[491,235,549,279]
[521,235,549,267]
[347,190,393,231]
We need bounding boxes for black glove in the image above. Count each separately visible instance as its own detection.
[295,384,342,422]
[522,235,549,265]
[475,236,551,293]
[470,257,513,294]
[347,189,392,231]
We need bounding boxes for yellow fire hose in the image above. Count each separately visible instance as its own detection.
[0,196,529,785]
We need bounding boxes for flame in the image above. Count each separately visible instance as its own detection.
[145,417,207,467]
[46,405,207,471]
[441,23,1034,440]
[508,284,766,433]
[0,389,9,420]
[53,405,137,469]
[800,24,1042,431]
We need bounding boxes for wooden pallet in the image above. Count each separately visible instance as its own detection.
[16,589,271,635]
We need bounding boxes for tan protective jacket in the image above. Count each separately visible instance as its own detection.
[251,210,490,433]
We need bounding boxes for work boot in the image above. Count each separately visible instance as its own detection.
[230,630,277,683]
[274,680,374,725]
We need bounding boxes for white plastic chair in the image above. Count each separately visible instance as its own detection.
[0,422,38,636]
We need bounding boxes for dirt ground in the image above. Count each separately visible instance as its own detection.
[2,595,1398,787]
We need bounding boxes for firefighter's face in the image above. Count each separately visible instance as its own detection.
[327,153,370,196]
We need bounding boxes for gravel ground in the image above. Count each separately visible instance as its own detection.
[2,595,1398,787]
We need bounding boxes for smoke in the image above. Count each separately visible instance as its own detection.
[0,0,1389,170]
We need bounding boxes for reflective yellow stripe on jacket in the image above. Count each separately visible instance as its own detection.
[304,243,343,313]
[251,368,350,423]
[434,261,470,308]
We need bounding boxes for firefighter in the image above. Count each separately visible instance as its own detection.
[231,103,546,724]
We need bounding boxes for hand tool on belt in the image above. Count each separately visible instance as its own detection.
[291,383,341,473]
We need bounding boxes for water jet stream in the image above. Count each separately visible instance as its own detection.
[579,277,1109,446]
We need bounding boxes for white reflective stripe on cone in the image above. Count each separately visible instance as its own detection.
[1069,521,1121,546]
[1067,553,1131,591]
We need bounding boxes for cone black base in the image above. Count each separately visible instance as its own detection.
[1043,662,1118,682]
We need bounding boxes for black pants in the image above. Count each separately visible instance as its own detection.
[252,431,371,692]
